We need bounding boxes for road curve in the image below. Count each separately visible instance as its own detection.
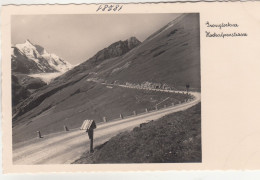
[13,89,201,164]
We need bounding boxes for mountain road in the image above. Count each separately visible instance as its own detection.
[13,89,201,164]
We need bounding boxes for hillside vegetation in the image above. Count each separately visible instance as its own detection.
[73,103,201,163]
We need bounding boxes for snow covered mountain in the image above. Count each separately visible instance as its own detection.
[11,40,72,74]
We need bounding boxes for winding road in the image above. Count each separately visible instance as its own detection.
[13,87,201,165]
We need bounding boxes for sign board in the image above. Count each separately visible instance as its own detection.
[80,120,96,130]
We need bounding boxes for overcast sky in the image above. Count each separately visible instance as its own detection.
[12,14,180,65]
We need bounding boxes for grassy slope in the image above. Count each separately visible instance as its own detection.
[73,103,201,163]
[12,81,190,143]
[95,13,200,90]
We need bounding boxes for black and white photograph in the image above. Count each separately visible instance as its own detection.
[11,13,201,164]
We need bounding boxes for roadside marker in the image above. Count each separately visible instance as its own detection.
[103,117,107,122]
[37,131,42,138]
[64,125,69,131]
[80,120,97,153]
[80,120,94,130]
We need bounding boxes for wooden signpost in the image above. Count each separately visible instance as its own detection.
[80,120,97,153]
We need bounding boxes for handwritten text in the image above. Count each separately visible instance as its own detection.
[205,21,247,38]
[96,4,123,12]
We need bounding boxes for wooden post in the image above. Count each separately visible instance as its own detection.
[172,102,174,106]
[64,125,69,131]
[133,111,136,116]
[88,129,94,153]
[120,114,124,119]
[155,106,158,110]
[103,117,107,122]
[90,138,94,153]
[145,108,148,113]
[37,131,42,138]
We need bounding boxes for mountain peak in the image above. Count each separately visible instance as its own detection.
[127,36,139,42]
[127,36,141,49]
[25,39,34,46]
[85,37,141,64]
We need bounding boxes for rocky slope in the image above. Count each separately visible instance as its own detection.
[84,36,141,65]
[55,36,141,82]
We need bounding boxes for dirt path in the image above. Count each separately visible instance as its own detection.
[13,90,200,164]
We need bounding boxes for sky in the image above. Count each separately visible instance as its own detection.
[12,14,180,65]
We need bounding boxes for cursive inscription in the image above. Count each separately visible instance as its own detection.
[205,21,247,38]
[206,21,239,29]
[205,31,247,38]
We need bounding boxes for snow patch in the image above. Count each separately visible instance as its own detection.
[42,53,72,72]
[29,72,64,84]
